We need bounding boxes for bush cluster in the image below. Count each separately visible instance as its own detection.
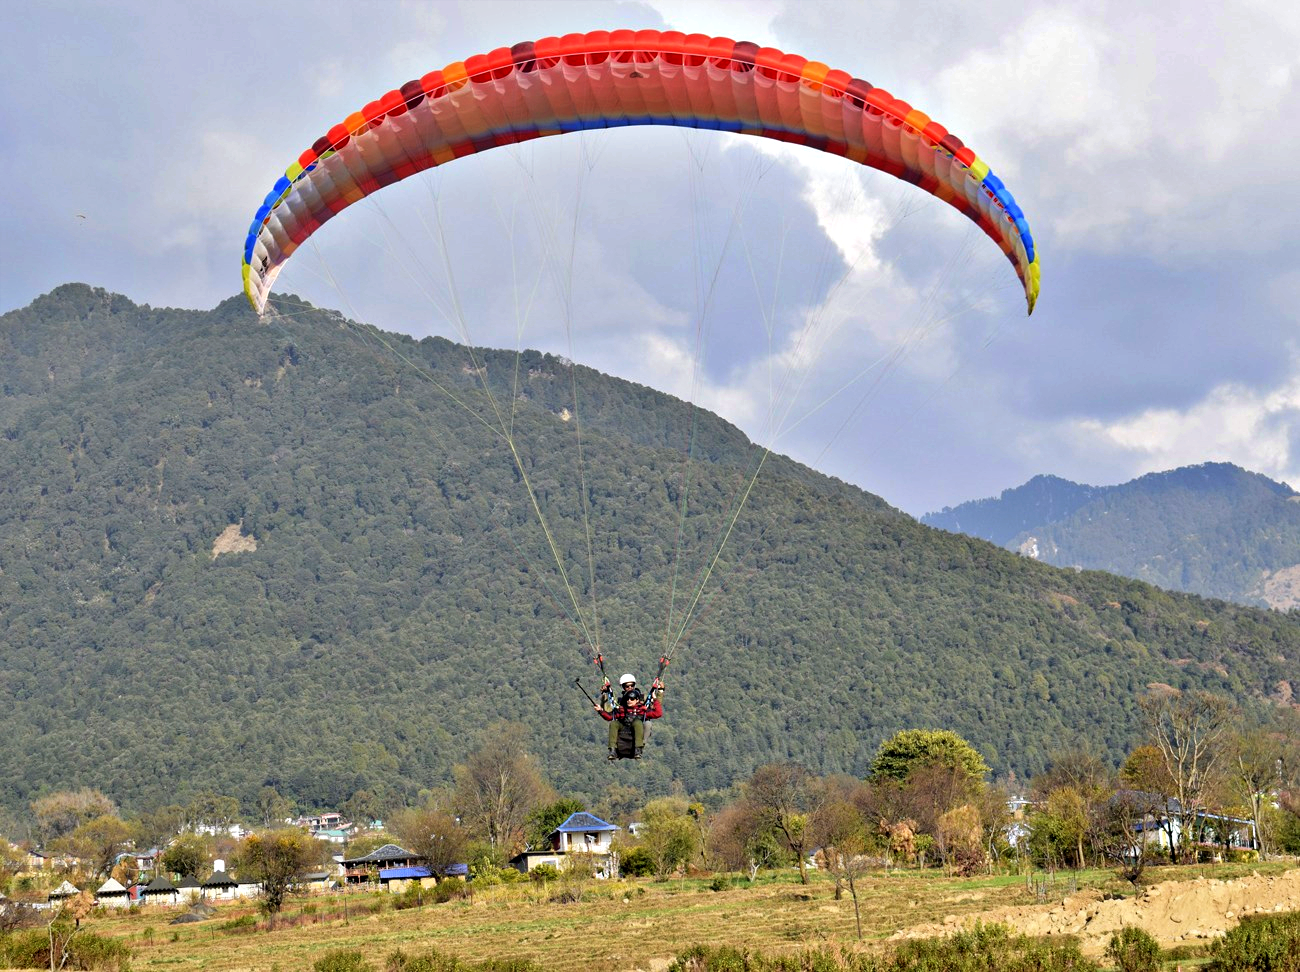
[312,946,547,972]
[0,928,132,970]
[669,925,1101,972]
[1207,910,1300,971]
[1105,927,1161,972]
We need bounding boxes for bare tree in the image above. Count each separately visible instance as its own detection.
[30,789,116,844]
[706,801,780,881]
[1139,688,1235,861]
[453,723,551,859]
[389,805,468,877]
[743,763,822,885]
[1095,789,1160,886]
[811,783,873,939]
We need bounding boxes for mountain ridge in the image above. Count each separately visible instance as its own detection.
[2,284,1298,819]
[923,464,1300,608]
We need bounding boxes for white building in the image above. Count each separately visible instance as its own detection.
[509,812,619,878]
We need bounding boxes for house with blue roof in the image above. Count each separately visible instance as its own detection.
[509,811,620,878]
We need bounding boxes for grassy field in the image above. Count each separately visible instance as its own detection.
[33,862,1299,972]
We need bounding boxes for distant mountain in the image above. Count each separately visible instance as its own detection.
[923,464,1300,608]
[2,285,1299,821]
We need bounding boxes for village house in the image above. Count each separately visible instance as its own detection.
[1109,792,1258,861]
[47,880,79,904]
[296,812,353,838]
[200,868,240,901]
[340,843,424,886]
[141,875,180,906]
[94,878,131,909]
[509,812,619,878]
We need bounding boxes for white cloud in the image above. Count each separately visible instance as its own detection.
[1070,368,1300,485]
[931,2,1300,257]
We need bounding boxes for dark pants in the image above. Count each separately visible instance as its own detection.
[609,718,644,750]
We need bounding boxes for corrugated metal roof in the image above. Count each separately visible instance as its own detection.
[379,865,432,880]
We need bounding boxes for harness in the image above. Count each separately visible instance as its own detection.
[613,690,647,726]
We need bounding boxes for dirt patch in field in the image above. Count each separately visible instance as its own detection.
[894,868,1300,953]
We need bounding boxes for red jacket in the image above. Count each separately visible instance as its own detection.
[598,693,662,722]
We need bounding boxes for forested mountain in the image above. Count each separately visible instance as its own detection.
[923,465,1300,609]
[2,285,1298,820]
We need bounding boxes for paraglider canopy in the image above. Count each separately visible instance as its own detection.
[242,29,1039,316]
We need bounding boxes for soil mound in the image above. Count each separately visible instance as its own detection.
[894,868,1300,953]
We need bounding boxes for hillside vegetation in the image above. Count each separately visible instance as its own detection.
[2,284,1298,817]
[923,466,1300,609]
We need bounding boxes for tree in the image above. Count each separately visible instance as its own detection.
[185,791,241,834]
[936,804,984,875]
[811,781,873,939]
[1119,745,1178,859]
[254,787,294,829]
[1225,726,1284,859]
[1139,689,1235,861]
[1027,787,1090,869]
[343,788,392,830]
[56,814,132,877]
[237,829,325,920]
[30,790,116,844]
[524,798,586,851]
[133,804,185,855]
[389,806,468,877]
[343,831,394,859]
[869,729,990,788]
[706,802,782,880]
[159,833,210,879]
[453,724,550,858]
[1096,789,1161,886]
[1031,748,1116,868]
[974,783,1014,866]
[638,797,700,880]
[743,763,821,885]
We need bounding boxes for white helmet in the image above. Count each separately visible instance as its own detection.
[618,673,637,686]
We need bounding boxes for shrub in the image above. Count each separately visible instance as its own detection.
[709,875,732,892]
[431,877,468,904]
[528,864,559,884]
[314,949,376,972]
[619,847,654,877]
[1207,910,1300,971]
[393,882,425,910]
[669,925,1101,972]
[0,930,48,969]
[384,948,545,972]
[1106,927,1161,972]
[0,928,133,971]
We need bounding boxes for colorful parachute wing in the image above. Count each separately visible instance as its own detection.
[242,30,1039,314]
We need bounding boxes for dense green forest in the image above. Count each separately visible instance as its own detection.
[923,466,1300,607]
[2,284,1298,821]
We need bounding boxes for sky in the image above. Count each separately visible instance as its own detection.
[3,0,1299,516]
